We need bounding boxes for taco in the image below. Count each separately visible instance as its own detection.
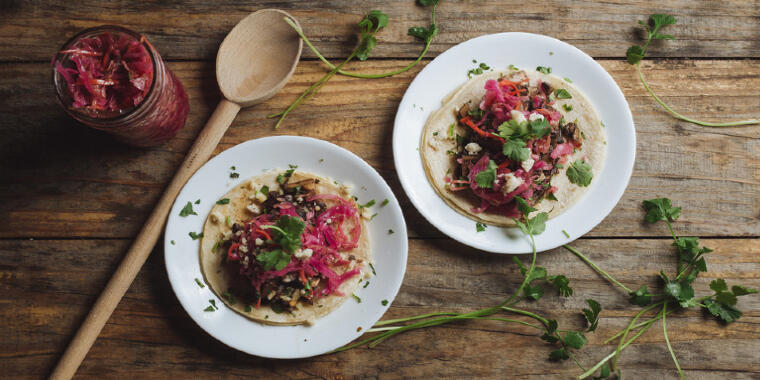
[200,169,371,325]
[420,69,606,226]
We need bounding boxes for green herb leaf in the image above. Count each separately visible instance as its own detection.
[381,299,389,306]
[474,160,498,188]
[710,279,728,293]
[245,305,252,312]
[189,231,203,240]
[204,306,215,312]
[549,348,569,361]
[732,285,758,296]
[262,215,305,254]
[563,104,573,112]
[536,66,552,74]
[563,331,587,349]
[549,275,573,297]
[171,240,176,245]
[381,198,389,206]
[223,290,237,305]
[352,293,362,303]
[626,45,645,64]
[629,284,652,306]
[704,298,742,323]
[256,248,292,271]
[514,196,537,216]
[554,89,572,99]
[642,198,681,223]
[582,299,602,331]
[360,199,376,208]
[502,139,530,162]
[529,118,551,138]
[388,229,394,234]
[195,278,205,288]
[216,198,230,205]
[515,212,549,236]
[179,201,197,217]
[260,185,269,195]
[567,160,593,186]
[523,283,544,300]
[476,222,487,232]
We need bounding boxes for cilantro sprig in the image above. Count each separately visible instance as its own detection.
[627,14,758,127]
[567,198,757,379]
[271,1,440,128]
[257,215,306,271]
[496,116,551,162]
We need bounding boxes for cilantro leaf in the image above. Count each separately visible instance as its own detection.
[704,298,742,323]
[356,35,377,61]
[582,299,602,332]
[567,160,593,186]
[547,275,572,297]
[642,198,681,223]
[502,138,530,162]
[474,160,498,188]
[514,196,537,216]
[188,231,203,240]
[475,222,486,232]
[256,248,292,271]
[216,198,230,205]
[549,348,569,361]
[563,331,587,349]
[554,89,572,99]
[710,278,728,293]
[179,201,197,217]
[626,45,645,65]
[262,215,305,253]
[732,285,758,296]
[529,118,551,138]
[629,284,653,306]
[536,66,552,74]
[515,212,548,236]
[523,284,544,300]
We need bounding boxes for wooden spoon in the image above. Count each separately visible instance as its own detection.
[50,9,302,379]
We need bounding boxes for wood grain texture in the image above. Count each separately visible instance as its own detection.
[1,60,758,239]
[2,0,760,62]
[1,238,758,378]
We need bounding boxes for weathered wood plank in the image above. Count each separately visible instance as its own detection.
[1,59,758,239]
[1,0,760,62]
[1,238,758,378]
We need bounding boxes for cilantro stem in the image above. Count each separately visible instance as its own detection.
[283,5,437,79]
[578,312,660,379]
[500,305,550,326]
[612,301,662,370]
[636,63,759,127]
[564,245,632,293]
[373,311,459,327]
[501,234,538,307]
[602,307,672,344]
[568,351,587,372]
[662,302,686,379]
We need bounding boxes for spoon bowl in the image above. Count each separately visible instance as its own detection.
[217,9,303,107]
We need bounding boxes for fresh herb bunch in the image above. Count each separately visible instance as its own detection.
[336,201,601,367]
[566,198,758,379]
[271,0,440,128]
[627,14,758,127]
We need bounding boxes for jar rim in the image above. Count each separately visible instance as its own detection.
[52,25,160,124]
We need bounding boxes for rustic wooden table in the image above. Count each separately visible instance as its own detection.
[1,1,759,379]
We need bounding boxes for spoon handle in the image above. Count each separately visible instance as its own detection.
[50,99,242,380]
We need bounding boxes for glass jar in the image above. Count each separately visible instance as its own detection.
[52,25,189,147]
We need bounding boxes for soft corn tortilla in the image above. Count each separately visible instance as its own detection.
[200,171,371,325]
[420,69,606,226]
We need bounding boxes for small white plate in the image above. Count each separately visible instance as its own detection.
[165,136,408,358]
[393,32,635,254]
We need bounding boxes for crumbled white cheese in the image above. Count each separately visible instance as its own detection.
[294,248,313,260]
[522,157,535,171]
[209,211,222,224]
[502,173,524,194]
[222,230,232,240]
[529,112,545,122]
[239,245,248,253]
[246,203,260,214]
[510,110,527,124]
[464,142,482,155]
[247,180,257,190]
[254,238,264,246]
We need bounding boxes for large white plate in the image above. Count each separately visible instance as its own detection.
[393,33,635,254]
[165,136,408,358]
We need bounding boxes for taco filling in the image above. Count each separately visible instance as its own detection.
[202,171,368,322]
[443,70,592,219]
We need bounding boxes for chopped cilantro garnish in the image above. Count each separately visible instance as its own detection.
[536,66,552,74]
[363,281,370,288]
[447,123,455,137]
[564,77,573,83]
[189,231,203,240]
[388,229,394,234]
[260,215,305,256]
[277,165,297,183]
[204,299,218,312]
[474,160,498,188]
[225,215,232,227]
[476,222,487,232]
[203,306,215,312]
[554,89,572,99]
[216,198,230,205]
[170,240,175,245]
[352,293,362,303]
[381,198,389,206]
[360,199,376,208]
[567,160,593,187]
[562,230,570,238]
[433,131,438,136]
[179,202,197,217]
[195,278,205,288]
[369,263,376,275]
[245,305,252,312]
[223,290,236,305]
[546,192,558,201]
[260,185,269,195]
[508,64,518,71]
[369,213,378,220]
[194,199,200,204]
[230,166,236,170]
[230,172,240,179]
[563,104,573,112]
[381,299,389,306]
